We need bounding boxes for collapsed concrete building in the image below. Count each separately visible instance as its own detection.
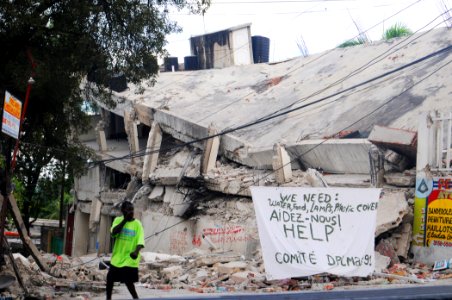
[72,27,452,271]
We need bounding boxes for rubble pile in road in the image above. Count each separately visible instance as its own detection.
[135,249,450,294]
[0,253,107,299]
[2,245,452,298]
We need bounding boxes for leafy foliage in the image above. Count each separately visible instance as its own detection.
[0,0,209,227]
[383,23,412,40]
[337,36,366,48]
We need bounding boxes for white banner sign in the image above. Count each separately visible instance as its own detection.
[250,187,381,280]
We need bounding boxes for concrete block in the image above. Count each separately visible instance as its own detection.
[141,252,186,264]
[149,186,165,202]
[368,125,417,159]
[384,172,415,187]
[393,223,412,259]
[165,187,191,217]
[217,261,248,275]
[161,265,184,279]
[375,239,400,266]
[375,191,409,236]
[194,255,242,267]
[374,252,391,273]
[194,269,208,281]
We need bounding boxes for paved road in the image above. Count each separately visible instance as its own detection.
[138,285,452,300]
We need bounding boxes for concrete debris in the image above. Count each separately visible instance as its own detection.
[3,246,452,299]
[374,252,391,273]
[384,150,411,172]
[368,125,417,160]
[376,239,400,266]
[384,171,415,187]
[375,191,409,236]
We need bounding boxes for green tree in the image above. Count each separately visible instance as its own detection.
[0,0,210,230]
[383,23,412,40]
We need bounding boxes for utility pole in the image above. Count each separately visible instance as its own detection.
[0,49,47,272]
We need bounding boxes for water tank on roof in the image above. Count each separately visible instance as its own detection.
[164,57,179,72]
[109,73,127,92]
[252,36,270,64]
[184,56,199,71]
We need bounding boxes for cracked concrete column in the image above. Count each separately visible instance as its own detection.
[369,144,385,188]
[142,121,162,183]
[272,143,292,184]
[97,214,112,255]
[95,120,107,151]
[201,124,220,175]
[124,110,140,162]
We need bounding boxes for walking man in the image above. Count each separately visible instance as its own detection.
[107,201,145,299]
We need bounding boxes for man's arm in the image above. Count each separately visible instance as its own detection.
[130,244,144,260]
[111,218,128,237]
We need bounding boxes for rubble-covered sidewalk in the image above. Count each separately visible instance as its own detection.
[2,248,452,299]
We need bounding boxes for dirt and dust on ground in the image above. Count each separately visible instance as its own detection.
[1,247,452,299]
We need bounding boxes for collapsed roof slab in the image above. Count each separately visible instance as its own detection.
[287,139,373,174]
[106,28,451,172]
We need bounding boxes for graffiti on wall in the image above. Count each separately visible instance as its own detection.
[192,225,252,247]
[169,229,189,254]
[413,177,452,247]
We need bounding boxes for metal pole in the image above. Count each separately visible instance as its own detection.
[0,141,12,265]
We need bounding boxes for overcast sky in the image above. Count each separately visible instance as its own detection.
[164,0,450,62]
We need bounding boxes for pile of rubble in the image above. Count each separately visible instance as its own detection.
[2,246,452,299]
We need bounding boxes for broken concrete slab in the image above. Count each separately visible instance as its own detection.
[375,191,409,236]
[323,174,371,187]
[217,261,248,275]
[148,186,165,202]
[368,125,417,159]
[374,252,391,273]
[287,139,373,174]
[164,186,191,217]
[193,255,243,268]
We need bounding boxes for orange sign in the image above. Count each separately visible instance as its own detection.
[2,90,22,139]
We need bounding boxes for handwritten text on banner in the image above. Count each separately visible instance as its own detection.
[250,187,381,280]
